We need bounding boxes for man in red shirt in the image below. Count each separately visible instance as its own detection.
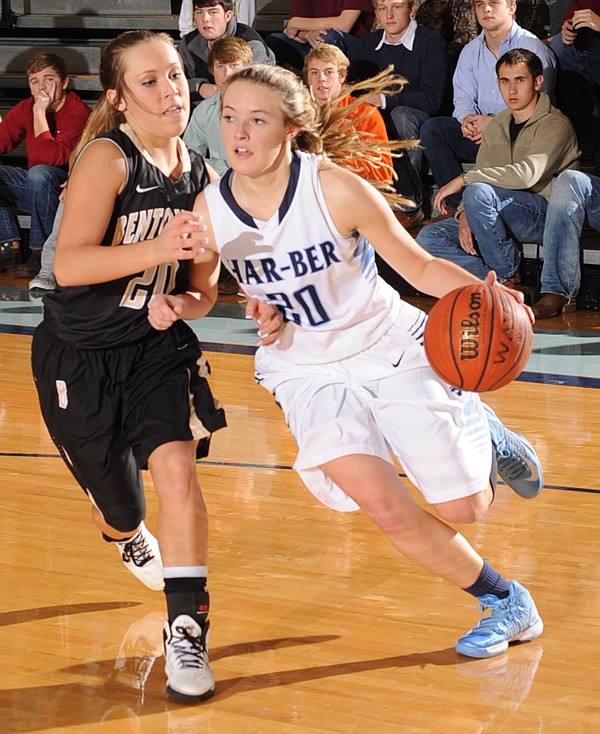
[266,0,375,72]
[0,52,91,277]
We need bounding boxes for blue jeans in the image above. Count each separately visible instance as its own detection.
[416,217,492,280]
[419,116,479,207]
[550,33,600,88]
[38,200,63,277]
[416,183,548,280]
[463,183,547,280]
[0,164,67,250]
[541,170,600,298]
[266,29,363,69]
[389,105,430,207]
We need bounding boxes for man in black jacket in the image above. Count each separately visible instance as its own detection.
[356,0,448,225]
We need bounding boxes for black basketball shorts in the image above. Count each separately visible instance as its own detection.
[31,320,227,532]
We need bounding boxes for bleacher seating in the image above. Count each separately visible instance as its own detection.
[1,0,597,309]
[0,1,289,169]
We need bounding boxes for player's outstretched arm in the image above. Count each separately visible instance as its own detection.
[55,141,206,287]
[320,165,494,300]
[147,245,221,331]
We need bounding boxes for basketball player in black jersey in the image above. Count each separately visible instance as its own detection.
[31,31,283,703]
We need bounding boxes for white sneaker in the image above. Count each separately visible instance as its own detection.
[164,615,215,702]
[117,522,164,591]
[28,271,56,291]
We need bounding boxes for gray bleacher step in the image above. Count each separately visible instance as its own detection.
[11,0,172,15]
[14,14,178,31]
[523,241,600,266]
[0,40,103,74]
[0,72,102,93]
[255,0,289,30]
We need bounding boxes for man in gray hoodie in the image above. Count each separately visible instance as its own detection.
[180,0,274,104]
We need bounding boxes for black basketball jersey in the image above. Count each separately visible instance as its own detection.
[43,126,210,349]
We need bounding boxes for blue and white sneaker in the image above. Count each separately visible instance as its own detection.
[484,405,543,498]
[456,581,544,658]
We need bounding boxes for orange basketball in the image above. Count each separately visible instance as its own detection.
[423,283,533,392]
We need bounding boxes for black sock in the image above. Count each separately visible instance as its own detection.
[102,532,135,543]
[164,576,209,627]
[463,560,510,599]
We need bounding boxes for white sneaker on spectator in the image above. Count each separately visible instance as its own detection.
[29,271,56,291]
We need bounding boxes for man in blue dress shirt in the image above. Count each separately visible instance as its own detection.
[420,0,556,209]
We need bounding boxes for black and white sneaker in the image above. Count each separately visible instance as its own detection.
[163,615,215,702]
[117,522,164,591]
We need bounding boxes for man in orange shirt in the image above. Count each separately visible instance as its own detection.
[304,44,424,227]
[304,44,393,182]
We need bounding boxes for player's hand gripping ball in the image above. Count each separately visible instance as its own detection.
[424,283,533,392]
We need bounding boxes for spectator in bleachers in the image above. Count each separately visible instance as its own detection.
[0,52,91,278]
[412,0,478,119]
[184,36,253,176]
[304,44,394,184]
[28,196,63,294]
[265,0,375,72]
[355,0,448,226]
[549,0,599,164]
[533,170,599,317]
[180,0,274,105]
[416,49,579,286]
[179,0,256,35]
[420,0,556,210]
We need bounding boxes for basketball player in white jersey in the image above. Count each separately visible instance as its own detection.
[182,64,545,664]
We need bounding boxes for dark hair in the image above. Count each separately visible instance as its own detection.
[496,48,543,79]
[193,0,233,11]
[208,36,253,70]
[27,52,67,81]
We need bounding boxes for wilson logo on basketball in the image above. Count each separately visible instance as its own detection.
[459,291,483,360]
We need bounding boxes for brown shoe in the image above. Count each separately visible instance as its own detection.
[393,208,425,230]
[532,293,577,319]
[0,241,20,273]
[501,271,522,289]
[11,250,42,279]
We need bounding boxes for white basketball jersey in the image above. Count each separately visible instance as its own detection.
[204,151,402,364]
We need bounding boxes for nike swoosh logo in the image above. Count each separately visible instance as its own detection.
[522,455,540,481]
[136,184,160,193]
[392,355,403,368]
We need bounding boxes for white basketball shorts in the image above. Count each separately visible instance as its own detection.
[258,317,493,512]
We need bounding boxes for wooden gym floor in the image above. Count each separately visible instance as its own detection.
[0,278,599,733]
